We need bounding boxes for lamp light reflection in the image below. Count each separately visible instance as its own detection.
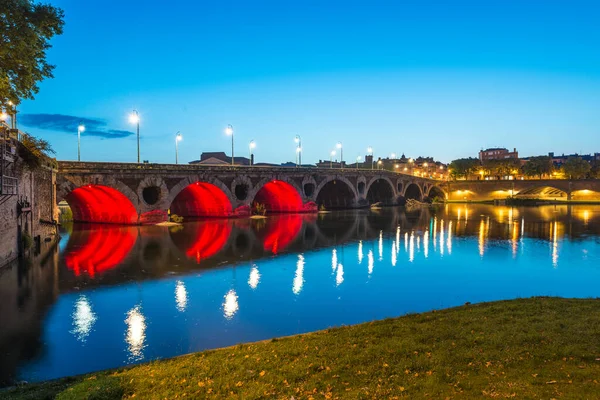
[293,255,305,295]
[71,295,97,342]
[331,248,337,272]
[248,265,260,290]
[175,280,188,312]
[367,249,374,276]
[424,230,429,258]
[357,240,363,264]
[125,305,147,361]
[223,289,239,319]
[378,231,383,261]
[391,241,397,266]
[336,263,344,286]
[409,232,414,262]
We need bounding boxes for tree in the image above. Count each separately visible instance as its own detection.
[522,156,553,179]
[482,158,521,179]
[448,158,480,180]
[561,157,591,179]
[19,132,55,170]
[0,0,64,105]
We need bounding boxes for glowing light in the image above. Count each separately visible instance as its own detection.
[176,133,182,142]
[552,222,559,267]
[175,280,188,312]
[378,231,383,261]
[71,295,97,342]
[125,305,146,361]
[330,150,336,156]
[409,232,414,262]
[181,220,232,263]
[171,182,233,217]
[478,219,485,257]
[357,240,363,264]
[223,289,239,319]
[66,185,139,224]
[424,230,429,258]
[0,112,8,121]
[404,232,408,252]
[367,249,374,275]
[331,249,337,272]
[293,255,305,295]
[128,112,140,124]
[262,215,303,254]
[367,146,373,154]
[254,180,303,213]
[439,219,445,256]
[225,124,233,135]
[391,241,397,266]
[336,263,344,286]
[248,265,260,290]
[249,140,256,149]
[396,226,400,253]
[336,142,342,149]
[404,167,408,171]
[78,124,85,133]
[447,221,452,254]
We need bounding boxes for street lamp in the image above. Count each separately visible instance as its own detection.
[330,150,336,169]
[225,124,234,165]
[77,123,85,161]
[377,160,382,170]
[129,110,140,163]
[408,158,414,175]
[175,132,182,164]
[336,142,343,170]
[423,162,429,177]
[295,135,302,166]
[391,152,396,159]
[356,156,362,170]
[367,146,373,170]
[249,140,256,165]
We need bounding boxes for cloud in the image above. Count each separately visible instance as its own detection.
[20,113,134,139]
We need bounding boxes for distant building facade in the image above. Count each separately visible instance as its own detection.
[479,147,519,162]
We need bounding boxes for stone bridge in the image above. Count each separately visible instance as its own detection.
[56,161,443,224]
[444,179,600,202]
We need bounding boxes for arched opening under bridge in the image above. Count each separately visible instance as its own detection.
[366,179,395,205]
[253,180,303,213]
[170,182,233,217]
[315,179,355,209]
[404,183,423,202]
[65,185,138,224]
[426,186,446,203]
[515,186,568,200]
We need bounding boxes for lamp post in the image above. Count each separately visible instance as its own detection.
[356,156,361,170]
[77,123,85,161]
[128,110,140,163]
[295,135,302,166]
[377,159,382,170]
[225,124,234,165]
[175,132,182,164]
[367,146,373,170]
[408,158,414,175]
[330,150,336,169]
[336,142,343,170]
[249,140,255,165]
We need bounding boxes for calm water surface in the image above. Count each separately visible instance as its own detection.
[1,204,599,384]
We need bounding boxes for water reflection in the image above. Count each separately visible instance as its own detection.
[5,204,600,385]
[223,289,239,319]
[125,305,146,362]
[70,295,96,343]
[175,280,188,312]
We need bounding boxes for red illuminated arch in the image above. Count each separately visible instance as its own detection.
[170,182,233,217]
[253,180,303,213]
[183,220,232,263]
[64,225,138,277]
[262,214,303,254]
[66,185,138,224]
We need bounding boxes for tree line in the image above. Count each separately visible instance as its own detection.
[448,156,599,180]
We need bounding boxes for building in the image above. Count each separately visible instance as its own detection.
[189,152,252,166]
[479,147,519,162]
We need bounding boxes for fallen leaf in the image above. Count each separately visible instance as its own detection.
[260,370,266,377]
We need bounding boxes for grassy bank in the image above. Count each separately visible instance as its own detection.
[4,297,600,399]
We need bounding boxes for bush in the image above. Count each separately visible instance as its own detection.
[319,204,327,212]
[22,232,33,250]
[253,203,267,216]
[170,214,184,223]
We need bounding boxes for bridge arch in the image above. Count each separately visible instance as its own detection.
[365,176,396,205]
[64,184,139,224]
[168,177,234,217]
[426,185,446,202]
[514,186,568,200]
[314,176,359,209]
[403,182,423,201]
[250,178,304,213]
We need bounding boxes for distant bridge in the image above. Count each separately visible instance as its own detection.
[445,179,600,202]
[56,161,443,224]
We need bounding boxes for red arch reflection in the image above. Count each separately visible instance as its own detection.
[171,182,233,217]
[66,185,138,224]
[262,215,303,254]
[184,220,233,263]
[254,180,303,213]
[64,225,138,277]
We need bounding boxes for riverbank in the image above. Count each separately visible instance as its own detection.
[4,297,600,399]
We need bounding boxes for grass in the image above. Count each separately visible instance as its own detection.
[3,297,600,399]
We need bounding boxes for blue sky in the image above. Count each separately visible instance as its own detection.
[18,0,600,164]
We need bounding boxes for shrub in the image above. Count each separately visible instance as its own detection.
[170,214,184,223]
[22,232,33,250]
[319,204,327,212]
[253,203,267,216]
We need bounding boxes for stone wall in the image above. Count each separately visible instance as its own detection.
[0,156,58,267]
